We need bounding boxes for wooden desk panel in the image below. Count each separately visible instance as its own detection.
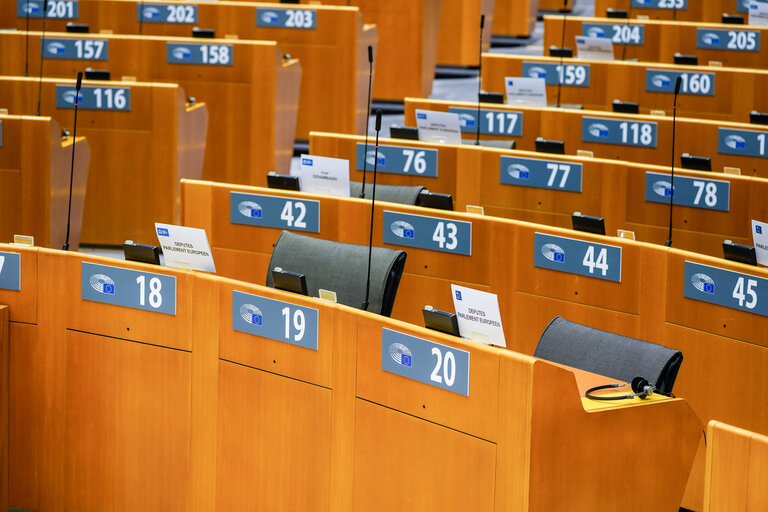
[544,16,768,69]
[2,0,370,139]
[0,31,298,188]
[0,76,201,246]
[492,0,538,37]
[482,53,767,123]
[0,306,7,512]
[437,0,494,66]
[404,97,768,177]
[0,114,89,249]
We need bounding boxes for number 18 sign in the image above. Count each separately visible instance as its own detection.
[81,262,177,315]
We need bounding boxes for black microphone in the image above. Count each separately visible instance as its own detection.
[360,45,374,198]
[138,0,145,35]
[475,14,485,145]
[62,71,83,251]
[36,0,49,116]
[362,109,383,311]
[665,75,682,248]
[556,0,568,108]
[24,0,31,76]
[620,4,633,61]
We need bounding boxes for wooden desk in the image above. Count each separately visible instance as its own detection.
[0,305,7,512]
[0,243,701,510]
[594,0,746,22]
[0,113,89,249]
[181,178,768,510]
[543,15,768,69]
[403,97,768,176]
[437,0,495,66]
[0,76,205,246]
[308,131,768,257]
[1,0,372,139]
[492,0,538,37]
[0,30,298,188]
[297,0,439,101]
[482,53,768,124]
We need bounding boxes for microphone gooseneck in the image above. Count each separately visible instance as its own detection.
[665,75,682,248]
[360,45,374,198]
[475,14,485,145]
[36,0,49,116]
[24,0,31,76]
[556,0,568,108]
[362,109,383,312]
[138,0,145,35]
[62,71,83,251]
[620,5,633,61]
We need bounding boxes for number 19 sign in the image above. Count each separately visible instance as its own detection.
[232,290,319,350]
[81,262,177,315]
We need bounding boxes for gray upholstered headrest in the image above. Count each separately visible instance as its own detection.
[266,231,407,316]
[350,182,424,206]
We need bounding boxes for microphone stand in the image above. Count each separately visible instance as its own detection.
[360,45,374,198]
[362,110,383,311]
[665,76,682,247]
[475,14,485,145]
[63,71,83,251]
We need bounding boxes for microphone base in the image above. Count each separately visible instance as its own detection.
[665,240,672,247]
[361,300,369,311]
[61,243,70,251]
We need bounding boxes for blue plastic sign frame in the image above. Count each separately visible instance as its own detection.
[684,261,768,317]
[533,232,622,282]
[81,262,177,315]
[229,191,320,233]
[582,116,658,148]
[55,85,131,111]
[17,0,78,19]
[166,43,234,66]
[381,328,470,396]
[500,155,583,192]
[0,252,21,291]
[631,0,688,9]
[645,69,715,96]
[581,23,645,46]
[521,62,591,87]
[696,28,760,51]
[256,8,317,29]
[354,143,438,178]
[137,3,198,24]
[718,128,768,158]
[448,107,523,136]
[43,38,109,61]
[232,290,319,350]
[644,172,730,212]
[382,210,472,256]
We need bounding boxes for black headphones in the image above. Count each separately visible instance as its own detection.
[585,376,655,401]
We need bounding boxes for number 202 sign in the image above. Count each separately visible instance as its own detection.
[81,262,177,315]
[232,290,319,350]
[381,328,470,396]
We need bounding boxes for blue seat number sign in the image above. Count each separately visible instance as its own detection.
[81,262,177,315]
[500,155,582,192]
[0,252,21,291]
[448,107,523,136]
[521,62,590,86]
[232,290,319,350]
[645,69,715,96]
[581,23,645,46]
[697,28,760,51]
[55,85,131,111]
[534,232,622,282]
[44,38,108,61]
[381,328,470,396]
[138,3,198,23]
[582,116,657,148]
[644,172,729,212]
[718,128,768,158]
[383,211,472,255]
[17,0,78,19]
[230,191,320,233]
[684,261,768,317]
[256,8,317,29]
[631,0,687,9]
[355,143,438,177]
[167,43,233,66]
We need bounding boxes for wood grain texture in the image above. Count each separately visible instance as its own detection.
[0,306,7,512]
[492,0,538,37]
[543,16,768,70]
[593,0,743,22]
[6,0,369,139]
[404,97,768,176]
[437,0,495,66]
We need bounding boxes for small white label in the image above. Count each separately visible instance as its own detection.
[450,284,506,347]
[154,223,216,272]
[415,109,462,144]
[749,1,768,26]
[576,35,615,60]
[295,154,350,197]
[504,76,547,106]
[752,219,768,266]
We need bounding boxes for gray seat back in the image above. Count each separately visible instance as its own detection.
[266,231,407,317]
[350,181,424,206]
[534,316,683,395]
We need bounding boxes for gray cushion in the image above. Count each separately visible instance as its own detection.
[534,316,683,395]
[350,181,424,206]
[266,231,407,317]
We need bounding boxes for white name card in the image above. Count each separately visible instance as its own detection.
[415,109,462,144]
[504,76,547,106]
[155,223,216,272]
[295,154,350,197]
[576,35,615,60]
[450,284,506,347]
